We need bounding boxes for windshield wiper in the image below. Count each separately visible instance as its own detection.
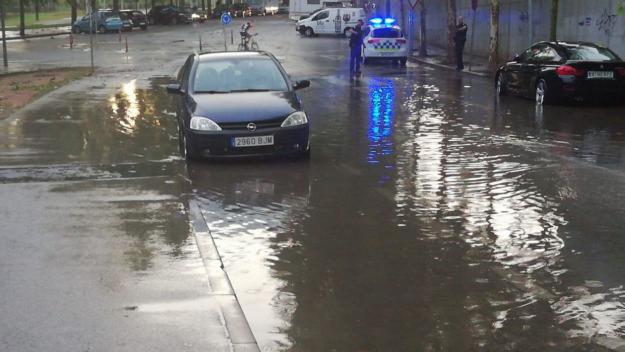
[194,90,230,94]
[229,89,274,92]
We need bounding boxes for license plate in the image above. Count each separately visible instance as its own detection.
[232,135,274,147]
[587,71,614,79]
[379,51,395,56]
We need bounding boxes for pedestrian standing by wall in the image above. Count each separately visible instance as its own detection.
[348,19,365,79]
[454,16,468,71]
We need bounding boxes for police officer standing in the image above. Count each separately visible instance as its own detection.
[454,16,468,71]
[348,19,365,79]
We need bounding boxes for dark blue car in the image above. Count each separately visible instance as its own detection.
[166,51,311,160]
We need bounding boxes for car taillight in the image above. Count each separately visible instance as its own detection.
[367,39,380,44]
[396,38,406,44]
[556,65,585,77]
[616,67,625,77]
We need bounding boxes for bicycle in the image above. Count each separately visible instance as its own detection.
[237,33,259,51]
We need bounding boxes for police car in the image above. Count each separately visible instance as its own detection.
[362,18,408,66]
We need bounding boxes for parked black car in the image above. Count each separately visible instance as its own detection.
[230,3,250,17]
[496,41,625,104]
[147,5,192,25]
[166,51,311,159]
[119,10,148,29]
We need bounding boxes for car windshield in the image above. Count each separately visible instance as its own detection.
[193,58,289,93]
[101,12,118,19]
[372,27,401,38]
[564,45,621,62]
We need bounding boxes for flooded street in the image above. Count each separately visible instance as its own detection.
[3,17,625,351]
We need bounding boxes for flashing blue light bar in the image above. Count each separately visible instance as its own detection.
[369,18,383,25]
[384,18,396,25]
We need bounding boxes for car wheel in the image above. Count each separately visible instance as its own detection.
[304,27,314,37]
[148,17,155,25]
[363,57,370,65]
[400,57,407,67]
[171,16,179,25]
[98,25,106,33]
[535,79,549,105]
[179,125,199,161]
[496,73,508,96]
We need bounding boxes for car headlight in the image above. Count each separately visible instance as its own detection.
[281,111,308,127]
[190,116,222,131]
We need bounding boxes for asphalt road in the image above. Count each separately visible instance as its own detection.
[3,16,625,351]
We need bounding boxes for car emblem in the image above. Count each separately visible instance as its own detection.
[600,65,604,69]
[247,123,257,131]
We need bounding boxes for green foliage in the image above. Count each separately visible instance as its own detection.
[618,1,625,15]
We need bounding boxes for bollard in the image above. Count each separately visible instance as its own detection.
[231,30,233,45]
[69,32,74,49]
[199,35,202,51]
[125,36,128,53]
[118,28,121,42]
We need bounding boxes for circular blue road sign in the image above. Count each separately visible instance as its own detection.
[221,13,232,25]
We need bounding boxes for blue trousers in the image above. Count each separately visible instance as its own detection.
[350,48,361,75]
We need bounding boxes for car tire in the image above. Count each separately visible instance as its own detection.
[172,16,179,25]
[141,25,147,30]
[304,27,314,37]
[496,73,508,96]
[98,25,106,33]
[363,57,370,65]
[535,79,551,105]
[400,57,407,67]
[148,17,155,25]
[179,125,199,161]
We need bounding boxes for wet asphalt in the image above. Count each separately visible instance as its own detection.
[3,15,625,352]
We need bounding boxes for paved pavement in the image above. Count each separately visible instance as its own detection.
[4,15,625,352]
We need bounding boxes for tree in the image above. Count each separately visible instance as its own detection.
[113,0,120,11]
[418,0,427,56]
[488,0,500,71]
[19,0,25,37]
[445,0,456,63]
[618,1,625,15]
[550,0,558,41]
[67,0,78,26]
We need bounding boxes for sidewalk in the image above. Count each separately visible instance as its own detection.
[409,45,492,77]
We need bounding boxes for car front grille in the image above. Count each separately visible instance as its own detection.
[219,119,284,130]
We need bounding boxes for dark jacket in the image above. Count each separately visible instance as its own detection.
[454,23,468,43]
[349,24,364,49]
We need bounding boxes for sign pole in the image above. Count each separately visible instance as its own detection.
[89,6,95,74]
[528,0,533,46]
[468,0,477,71]
[220,12,232,51]
[1,0,8,67]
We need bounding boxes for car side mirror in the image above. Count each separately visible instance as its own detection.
[293,80,310,90]
[513,54,521,62]
[166,83,183,94]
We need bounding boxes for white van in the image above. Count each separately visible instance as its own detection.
[296,7,366,37]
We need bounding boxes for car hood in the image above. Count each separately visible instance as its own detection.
[190,91,300,123]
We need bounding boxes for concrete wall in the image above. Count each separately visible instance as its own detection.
[388,0,625,60]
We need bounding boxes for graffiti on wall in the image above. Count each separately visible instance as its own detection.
[595,8,617,35]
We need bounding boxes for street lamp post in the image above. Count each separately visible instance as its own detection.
[528,0,533,45]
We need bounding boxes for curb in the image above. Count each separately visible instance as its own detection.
[4,31,71,41]
[189,200,261,352]
[408,56,491,78]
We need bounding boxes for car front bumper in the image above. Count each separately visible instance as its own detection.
[364,48,408,59]
[186,124,310,158]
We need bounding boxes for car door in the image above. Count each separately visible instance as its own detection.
[504,47,535,95]
[523,45,562,97]
[311,10,330,34]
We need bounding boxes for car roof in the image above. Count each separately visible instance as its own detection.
[196,51,275,62]
[537,41,603,48]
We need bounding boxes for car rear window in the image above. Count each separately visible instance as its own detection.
[565,45,620,62]
[372,27,401,38]
[193,58,289,93]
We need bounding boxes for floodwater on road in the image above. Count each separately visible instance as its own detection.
[4,18,625,351]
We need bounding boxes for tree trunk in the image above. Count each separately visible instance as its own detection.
[1,0,8,67]
[399,0,405,29]
[35,1,40,21]
[446,0,456,64]
[19,0,25,37]
[113,0,120,11]
[550,0,559,41]
[70,0,77,25]
[91,0,97,12]
[419,1,427,57]
[488,0,500,71]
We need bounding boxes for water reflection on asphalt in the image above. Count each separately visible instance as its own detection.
[184,66,625,350]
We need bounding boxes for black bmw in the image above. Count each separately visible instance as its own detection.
[167,51,311,160]
[495,41,625,105]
